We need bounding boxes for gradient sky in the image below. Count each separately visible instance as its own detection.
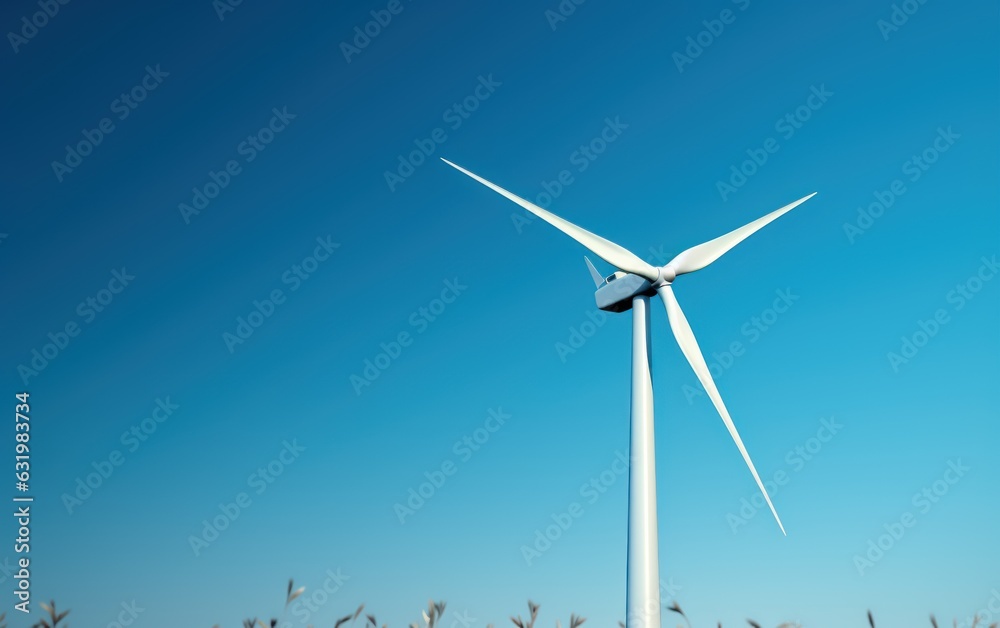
[2,0,998,626]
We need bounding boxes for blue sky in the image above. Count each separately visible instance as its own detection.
[1,0,998,626]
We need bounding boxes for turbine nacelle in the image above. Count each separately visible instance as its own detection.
[594,271,654,312]
[591,263,677,312]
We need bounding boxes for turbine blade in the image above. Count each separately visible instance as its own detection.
[584,256,604,288]
[441,159,658,281]
[656,284,786,535]
[668,193,816,276]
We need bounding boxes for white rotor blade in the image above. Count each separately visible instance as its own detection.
[442,159,658,281]
[656,284,786,535]
[668,193,816,276]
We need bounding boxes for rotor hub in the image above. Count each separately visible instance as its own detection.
[655,265,676,285]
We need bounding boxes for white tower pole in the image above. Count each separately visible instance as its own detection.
[626,294,660,628]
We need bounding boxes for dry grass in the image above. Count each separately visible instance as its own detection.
[32,602,62,628]
[29,587,1000,627]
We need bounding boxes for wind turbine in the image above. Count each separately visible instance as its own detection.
[441,157,815,628]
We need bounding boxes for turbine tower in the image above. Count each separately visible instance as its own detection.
[442,158,815,628]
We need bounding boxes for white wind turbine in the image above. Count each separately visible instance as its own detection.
[441,158,815,628]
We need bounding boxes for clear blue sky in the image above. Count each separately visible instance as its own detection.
[1,0,998,626]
